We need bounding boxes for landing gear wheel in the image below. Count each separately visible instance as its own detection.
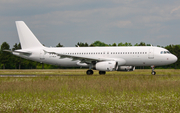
[151,71,156,75]
[151,65,156,75]
[86,70,94,75]
[99,71,106,75]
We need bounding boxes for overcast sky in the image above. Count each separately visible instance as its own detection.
[1,0,180,47]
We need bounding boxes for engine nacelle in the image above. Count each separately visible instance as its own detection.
[95,61,118,71]
[117,66,135,71]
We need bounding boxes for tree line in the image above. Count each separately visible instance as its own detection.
[0,41,179,69]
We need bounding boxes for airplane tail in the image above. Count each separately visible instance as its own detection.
[15,21,44,49]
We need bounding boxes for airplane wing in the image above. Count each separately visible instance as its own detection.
[43,50,126,65]
[43,50,113,64]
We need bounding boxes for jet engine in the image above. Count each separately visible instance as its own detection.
[117,66,135,71]
[95,61,118,71]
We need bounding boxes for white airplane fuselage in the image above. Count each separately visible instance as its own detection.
[7,21,177,75]
[14,46,177,67]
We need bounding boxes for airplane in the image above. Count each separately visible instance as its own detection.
[5,21,178,75]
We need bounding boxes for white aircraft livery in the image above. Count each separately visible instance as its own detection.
[5,21,178,75]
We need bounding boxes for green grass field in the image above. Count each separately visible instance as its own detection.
[0,69,180,112]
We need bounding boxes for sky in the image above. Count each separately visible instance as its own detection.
[0,0,180,47]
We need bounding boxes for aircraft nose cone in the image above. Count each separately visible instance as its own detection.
[171,55,178,63]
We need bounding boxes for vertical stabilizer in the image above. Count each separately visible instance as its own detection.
[16,21,44,49]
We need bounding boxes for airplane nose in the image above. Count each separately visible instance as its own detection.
[171,55,178,63]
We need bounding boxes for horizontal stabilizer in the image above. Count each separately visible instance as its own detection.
[3,50,13,53]
[14,50,32,54]
[4,49,31,54]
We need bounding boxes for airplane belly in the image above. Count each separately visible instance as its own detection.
[125,56,149,66]
[58,60,78,67]
[130,57,144,66]
[42,57,78,67]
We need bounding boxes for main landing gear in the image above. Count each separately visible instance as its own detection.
[86,70,106,75]
[151,65,156,75]
[86,70,93,75]
[99,71,106,75]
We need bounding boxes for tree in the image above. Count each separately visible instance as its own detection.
[134,43,139,46]
[84,42,89,47]
[112,43,117,46]
[124,42,132,46]
[56,43,63,47]
[139,42,146,46]
[0,42,11,69]
[12,43,22,69]
[118,42,123,46]
[75,42,89,47]
[91,41,108,46]
[134,42,147,46]
[118,42,132,46]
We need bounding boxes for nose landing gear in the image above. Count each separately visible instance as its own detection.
[151,65,156,75]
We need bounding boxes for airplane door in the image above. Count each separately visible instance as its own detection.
[40,50,45,61]
[148,48,154,59]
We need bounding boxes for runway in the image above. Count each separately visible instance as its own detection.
[0,75,37,77]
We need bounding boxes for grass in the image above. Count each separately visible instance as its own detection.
[0,69,180,112]
[0,69,179,76]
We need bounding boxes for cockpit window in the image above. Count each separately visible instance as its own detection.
[160,51,171,54]
[167,51,170,54]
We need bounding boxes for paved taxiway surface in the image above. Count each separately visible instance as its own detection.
[0,75,37,77]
